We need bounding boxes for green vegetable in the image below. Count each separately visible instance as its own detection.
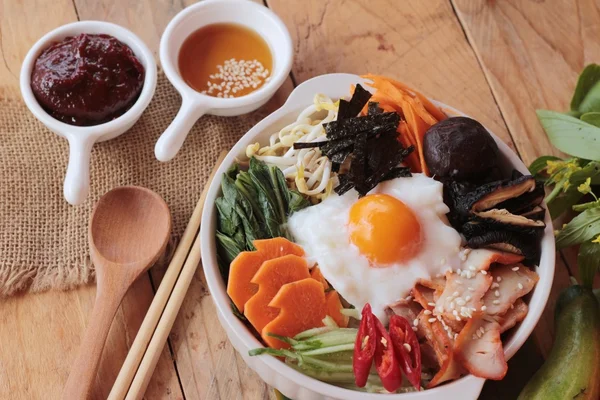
[580,112,600,127]
[529,155,561,180]
[570,64,600,112]
[536,110,600,160]
[578,240,600,288]
[215,158,309,279]
[518,285,600,400]
[556,208,600,249]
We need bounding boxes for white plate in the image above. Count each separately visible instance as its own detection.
[200,73,555,400]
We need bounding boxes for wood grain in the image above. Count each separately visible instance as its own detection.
[0,0,589,398]
[0,0,78,99]
[0,1,183,399]
[267,0,515,148]
[451,0,600,356]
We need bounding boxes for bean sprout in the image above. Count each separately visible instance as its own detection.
[245,94,339,202]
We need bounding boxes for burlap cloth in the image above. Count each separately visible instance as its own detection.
[0,73,270,296]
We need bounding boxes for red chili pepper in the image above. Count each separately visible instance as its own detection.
[389,315,422,390]
[353,304,377,387]
[373,316,402,392]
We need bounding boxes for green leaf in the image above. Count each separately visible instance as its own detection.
[288,190,310,212]
[579,81,600,113]
[581,112,600,127]
[577,240,600,288]
[556,207,600,249]
[216,231,244,273]
[571,64,600,111]
[536,109,600,160]
[549,189,584,219]
[529,155,562,179]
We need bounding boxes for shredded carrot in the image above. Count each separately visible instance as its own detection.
[362,73,447,122]
[357,74,449,175]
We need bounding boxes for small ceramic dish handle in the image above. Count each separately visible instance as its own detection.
[63,134,96,205]
[154,96,209,162]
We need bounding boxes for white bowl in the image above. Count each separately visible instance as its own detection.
[200,73,555,400]
[155,0,293,162]
[20,21,157,205]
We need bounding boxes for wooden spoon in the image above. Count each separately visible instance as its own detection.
[62,186,171,400]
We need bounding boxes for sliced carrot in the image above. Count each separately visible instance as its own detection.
[263,278,327,349]
[325,290,349,328]
[362,73,447,121]
[372,79,438,126]
[227,238,304,312]
[399,96,431,175]
[244,254,311,335]
[310,266,329,288]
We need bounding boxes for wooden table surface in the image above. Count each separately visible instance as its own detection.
[1,0,597,399]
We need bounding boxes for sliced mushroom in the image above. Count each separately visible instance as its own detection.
[464,175,536,213]
[495,180,545,214]
[520,205,546,221]
[475,209,546,228]
[467,230,540,261]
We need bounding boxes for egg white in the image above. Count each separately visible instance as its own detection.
[288,173,464,321]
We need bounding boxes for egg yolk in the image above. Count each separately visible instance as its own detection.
[348,194,422,266]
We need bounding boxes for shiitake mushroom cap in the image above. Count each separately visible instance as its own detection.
[424,116,500,182]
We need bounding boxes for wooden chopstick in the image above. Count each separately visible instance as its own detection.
[108,150,228,400]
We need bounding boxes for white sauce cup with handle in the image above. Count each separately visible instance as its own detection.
[20,21,157,205]
[155,0,293,162]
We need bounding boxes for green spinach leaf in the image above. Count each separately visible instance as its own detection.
[571,64,600,111]
[216,231,244,268]
[577,240,600,288]
[549,189,584,219]
[556,207,600,249]
[536,110,600,160]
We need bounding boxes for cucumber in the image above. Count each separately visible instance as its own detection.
[518,285,600,400]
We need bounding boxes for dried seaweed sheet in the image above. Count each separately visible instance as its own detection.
[338,84,372,120]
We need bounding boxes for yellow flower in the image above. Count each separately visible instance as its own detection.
[578,177,592,195]
[592,235,600,244]
[546,160,564,175]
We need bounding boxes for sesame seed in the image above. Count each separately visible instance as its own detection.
[406,295,413,301]
[381,337,388,346]
[497,276,502,282]
[457,269,462,275]
[403,343,412,352]
[412,326,418,331]
[428,302,436,307]
[491,283,499,289]
[424,310,432,315]
[468,287,475,292]
[495,290,500,297]
[481,270,488,275]
[450,301,456,309]
[437,306,444,313]
[456,315,462,321]
[493,300,500,305]
[479,327,485,334]
[413,318,419,327]
[466,271,473,279]
[453,310,458,316]
[454,333,459,340]
[465,296,472,301]
[453,291,459,297]
[476,330,483,338]
[456,299,466,306]
[469,266,476,271]
[512,267,520,271]
[518,283,524,290]
[428,318,437,323]
[481,306,487,311]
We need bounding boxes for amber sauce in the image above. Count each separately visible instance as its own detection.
[178,23,273,98]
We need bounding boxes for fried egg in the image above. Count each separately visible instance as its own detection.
[288,173,464,321]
